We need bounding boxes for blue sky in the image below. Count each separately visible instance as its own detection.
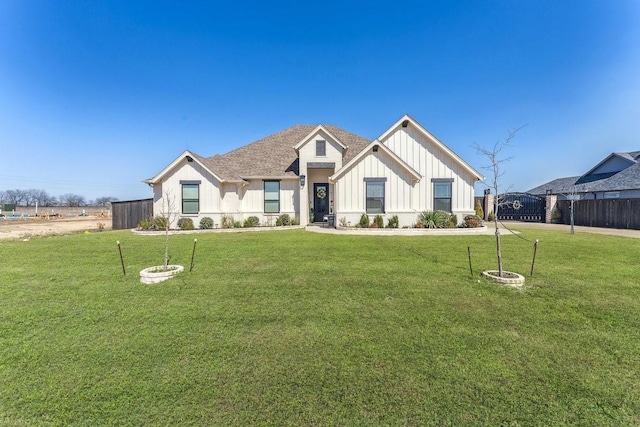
[1,1,639,201]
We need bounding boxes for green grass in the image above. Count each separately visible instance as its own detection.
[1,228,638,425]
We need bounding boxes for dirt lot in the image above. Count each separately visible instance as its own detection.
[0,216,113,240]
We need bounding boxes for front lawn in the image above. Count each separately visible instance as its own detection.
[1,228,638,425]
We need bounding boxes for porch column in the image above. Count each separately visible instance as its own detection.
[545,194,557,223]
[484,192,494,220]
[300,177,309,225]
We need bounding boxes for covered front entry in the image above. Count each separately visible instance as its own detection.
[497,192,546,222]
[313,183,330,221]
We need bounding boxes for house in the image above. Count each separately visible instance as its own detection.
[144,115,484,228]
[528,151,640,199]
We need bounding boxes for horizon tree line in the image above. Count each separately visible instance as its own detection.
[0,188,118,207]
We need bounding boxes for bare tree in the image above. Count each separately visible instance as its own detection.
[474,125,526,277]
[95,196,118,206]
[4,189,27,206]
[559,185,581,234]
[59,193,87,207]
[157,191,178,271]
[26,189,57,207]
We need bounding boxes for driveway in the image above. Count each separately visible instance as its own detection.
[492,221,640,239]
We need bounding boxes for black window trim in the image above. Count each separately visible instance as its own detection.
[365,179,385,214]
[263,180,281,214]
[181,182,200,214]
[316,140,326,157]
[432,180,453,212]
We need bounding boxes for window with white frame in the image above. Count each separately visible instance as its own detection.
[365,178,385,214]
[264,181,280,213]
[181,182,200,214]
[433,180,452,212]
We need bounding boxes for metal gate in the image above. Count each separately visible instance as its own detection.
[497,193,546,222]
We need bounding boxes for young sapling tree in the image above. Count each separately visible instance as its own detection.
[474,125,526,277]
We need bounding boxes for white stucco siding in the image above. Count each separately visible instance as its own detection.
[152,159,221,219]
[382,127,476,214]
[335,151,414,213]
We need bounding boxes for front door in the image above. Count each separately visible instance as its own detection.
[313,183,329,221]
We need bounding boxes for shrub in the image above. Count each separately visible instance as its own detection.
[386,215,399,228]
[373,215,384,228]
[243,216,260,228]
[199,217,214,229]
[276,213,291,226]
[417,210,447,229]
[475,199,484,218]
[221,215,234,229]
[139,218,153,230]
[488,211,495,222]
[153,216,168,230]
[463,214,483,228]
[291,217,300,225]
[339,217,348,227]
[233,221,242,228]
[359,214,370,228]
[370,222,379,228]
[177,218,194,230]
[447,214,458,228]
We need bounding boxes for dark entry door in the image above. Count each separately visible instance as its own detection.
[314,183,329,221]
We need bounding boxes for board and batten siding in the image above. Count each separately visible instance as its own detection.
[220,183,241,213]
[239,178,299,219]
[335,150,415,214]
[381,127,476,215]
[152,158,222,224]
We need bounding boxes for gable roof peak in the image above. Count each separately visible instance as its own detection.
[293,124,349,152]
[377,114,483,181]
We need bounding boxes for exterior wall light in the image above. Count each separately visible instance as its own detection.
[300,175,306,187]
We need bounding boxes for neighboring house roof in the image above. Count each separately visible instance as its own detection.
[528,151,640,195]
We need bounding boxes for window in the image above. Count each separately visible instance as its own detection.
[316,140,326,157]
[264,181,280,213]
[182,183,199,214]
[433,181,452,212]
[366,181,385,214]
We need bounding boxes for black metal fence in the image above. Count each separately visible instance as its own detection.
[112,198,153,230]
[497,193,546,222]
[556,198,640,230]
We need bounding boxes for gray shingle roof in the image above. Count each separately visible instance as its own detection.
[201,124,371,181]
[528,151,640,194]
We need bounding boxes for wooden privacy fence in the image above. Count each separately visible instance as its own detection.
[557,198,640,230]
[112,198,153,230]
